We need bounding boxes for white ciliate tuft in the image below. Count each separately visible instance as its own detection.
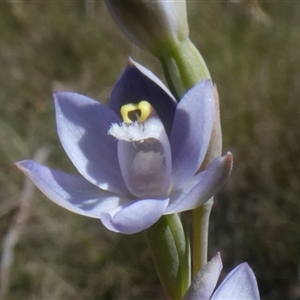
[108,121,144,141]
[108,117,164,142]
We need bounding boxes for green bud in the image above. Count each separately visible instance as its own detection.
[105,0,211,99]
[105,0,189,55]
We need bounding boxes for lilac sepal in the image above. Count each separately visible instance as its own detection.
[15,160,170,234]
[100,198,169,234]
[54,92,129,195]
[166,153,232,214]
[184,254,260,300]
[15,160,130,217]
[211,263,260,300]
[183,253,222,300]
[170,80,215,188]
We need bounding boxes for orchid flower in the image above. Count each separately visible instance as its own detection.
[15,58,232,234]
[183,253,260,300]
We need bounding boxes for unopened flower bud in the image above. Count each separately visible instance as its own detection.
[105,0,189,55]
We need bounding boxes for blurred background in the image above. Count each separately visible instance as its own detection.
[0,1,300,299]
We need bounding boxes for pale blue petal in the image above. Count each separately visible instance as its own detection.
[165,153,233,214]
[54,92,129,195]
[183,253,223,300]
[211,263,260,300]
[130,58,176,100]
[170,80,215,188]
[15,160,130,217]
[100,198,170,234]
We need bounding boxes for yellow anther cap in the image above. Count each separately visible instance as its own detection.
[120,101,153,124]
[137,101,152,123]
[120,103,138,124]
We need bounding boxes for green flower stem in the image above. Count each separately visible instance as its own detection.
[146,214,190,300]
[192,199,213,277]
[157,38,216,278]
[157,38,211,99]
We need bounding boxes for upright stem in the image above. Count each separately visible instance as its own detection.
[192,199,213,277]
[158,39,215,278]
